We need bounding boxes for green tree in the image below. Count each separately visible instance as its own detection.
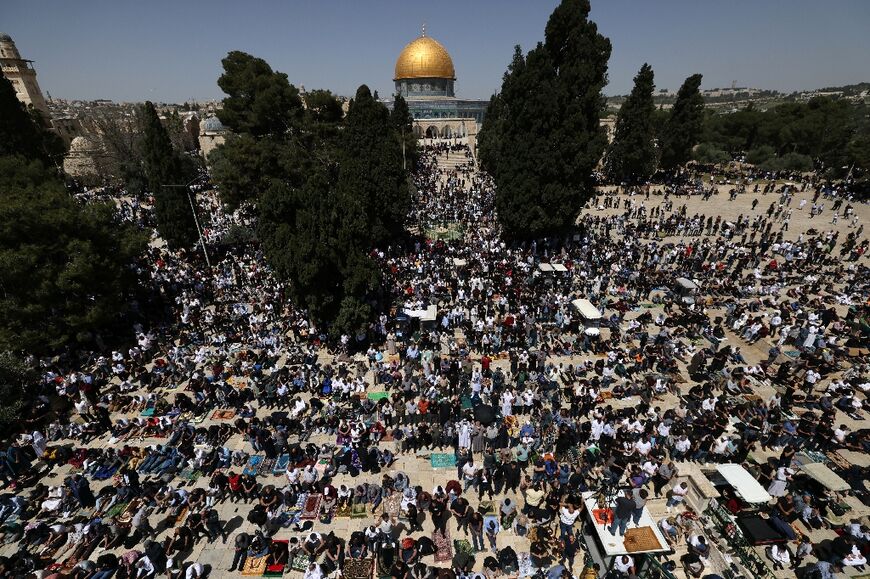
[216,51,304,136]
[210,133,285,209]
[659,73,704,170]
[605,63,657,182]
[0,76,65,164]
[479,0,611,238]
[693,142,730,165]
[391,93,418,169]
[305,89,344,124]
[139,101,200,249]
[337,85,410,246]
[0,156,146,354]
[0,353,34,434]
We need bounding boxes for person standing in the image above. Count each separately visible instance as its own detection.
[485,519,499,553]
[609,495,636,537]
[229,532,250,572]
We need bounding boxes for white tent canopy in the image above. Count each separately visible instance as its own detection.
[404,305,438,322]
[716,464,772,503]
[799,462,851,492]
[571,298,602,321]
[676,277,699,291]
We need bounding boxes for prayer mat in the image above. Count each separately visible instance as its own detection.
[478,500,496,515]
[433,528,453,563]
[273,454,290,474]
[293,493,308,510]
[344,557,374,579]
[140,407,155,417]
[336,503,352,518]
[377,545,397,578]
[191,412,208,424]
[460,395,473,410]
[382,493,402,519]
[104,501,129,519]
[291,553,309,572]
[352,503,369,518]
[430,453,456,468]
[241,555,268,576]
[178,467,201,482]
[300,493,322,520]
[453,539,474,555]
[211,409,236,420]
[623,526,664,553]
[228,376,248,389]
[173,506,189,526]
[264,540,289,576]
[243,455,263,476]
[367,392,390,401]
[258,458,276,476]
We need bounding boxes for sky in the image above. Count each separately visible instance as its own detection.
[4,0,870,103]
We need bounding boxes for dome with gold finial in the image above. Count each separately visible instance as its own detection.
[394,30,455,81]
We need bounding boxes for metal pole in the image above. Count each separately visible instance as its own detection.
[185,186,211,269]
[162,178,211,268]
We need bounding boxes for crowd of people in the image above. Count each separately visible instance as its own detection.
[0,142,867,579]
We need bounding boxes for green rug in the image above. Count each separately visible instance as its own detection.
[104,501,129,518]
[430,453,456,468]
[367,392,390,401]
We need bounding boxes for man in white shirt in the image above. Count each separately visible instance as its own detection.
[613,555,635,575]
[558,502,581,539]
[666,482,689,512]
[462,460,478,484]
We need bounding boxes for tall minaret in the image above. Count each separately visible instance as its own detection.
[0,33,50,119]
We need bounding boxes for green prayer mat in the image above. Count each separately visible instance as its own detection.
[104,501,129,518]
[453,539,475,555]
[430,453,456,468]
[351,503,368,518]
[367,391,390,401]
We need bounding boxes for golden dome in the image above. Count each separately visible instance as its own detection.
[394,35,455,81]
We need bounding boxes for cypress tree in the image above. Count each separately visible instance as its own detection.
[140,101,199,250]
[337,85,410,247]
[391,93,418,169]
[479,0,611,238]
[659,73,705,170]
[606,63,657,182]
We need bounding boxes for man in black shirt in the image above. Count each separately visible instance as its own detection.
[609,495,635,537]
[229,532,250,572]
[450,496,470,535]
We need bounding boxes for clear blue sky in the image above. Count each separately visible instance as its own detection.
[4,0,870,103]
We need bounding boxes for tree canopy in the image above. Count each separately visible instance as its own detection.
[479,0,611,238]
[659,74,704,170]
[139,101,200,249]
[605,63,657,182]
[337,85,410,247]
[216,51,304,137]
[697,97,867,176]
[212,51,412,337]
[0,76,65,165]
[0,156,146,354]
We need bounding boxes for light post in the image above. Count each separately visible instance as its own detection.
[161,175,211,268]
